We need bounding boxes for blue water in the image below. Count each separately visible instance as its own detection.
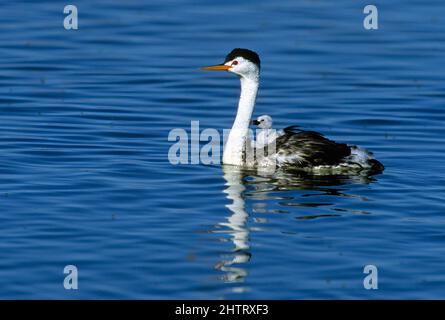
[0,0,444,299]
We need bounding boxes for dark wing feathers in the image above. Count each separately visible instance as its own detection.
[275,129,351,166]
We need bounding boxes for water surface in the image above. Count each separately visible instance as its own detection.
[0,0,444,299]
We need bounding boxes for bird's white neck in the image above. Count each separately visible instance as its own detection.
[223,76,259,166]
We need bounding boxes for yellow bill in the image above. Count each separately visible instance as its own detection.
[200,64,230,71]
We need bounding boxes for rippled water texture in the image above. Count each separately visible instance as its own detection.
[0,0,444,299]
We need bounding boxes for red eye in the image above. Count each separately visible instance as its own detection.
[232,60,238,66]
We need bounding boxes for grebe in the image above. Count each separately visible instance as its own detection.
[251,115,282,149]
[201,48,384,173]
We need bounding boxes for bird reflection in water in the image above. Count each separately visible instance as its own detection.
[213,166,251,283]
[212,165,380,285]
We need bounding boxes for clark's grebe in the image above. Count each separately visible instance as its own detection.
[201,48,384,173]
[251,115,282,149]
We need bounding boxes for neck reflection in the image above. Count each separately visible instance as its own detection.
[215,166,251,283]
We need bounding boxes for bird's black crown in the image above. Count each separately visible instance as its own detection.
[224,48,261,69]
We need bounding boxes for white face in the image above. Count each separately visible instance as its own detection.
[257,115,272,129]
[224,56,260,80]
